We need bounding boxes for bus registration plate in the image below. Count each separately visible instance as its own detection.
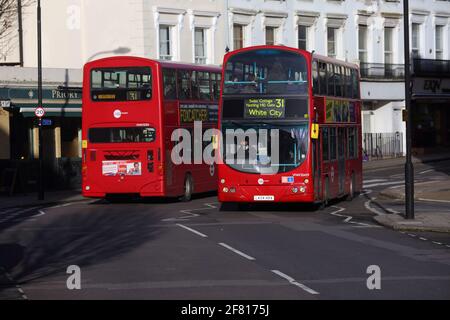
[254,195,274,201]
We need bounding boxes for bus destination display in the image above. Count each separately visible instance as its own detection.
[244,98,285,119]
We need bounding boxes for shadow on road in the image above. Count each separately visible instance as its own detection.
[91,191,218,205]
[0,207,164,289]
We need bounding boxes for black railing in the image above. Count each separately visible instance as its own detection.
[413,59,450,78]
[363,132,404,161]
[360,63,405,80]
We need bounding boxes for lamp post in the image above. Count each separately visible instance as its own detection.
[403,0,414,219]
[37,0,44,200]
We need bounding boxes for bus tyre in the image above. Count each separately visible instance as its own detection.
[346,173,355,201]
[180,174,193,202]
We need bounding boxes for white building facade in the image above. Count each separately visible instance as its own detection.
[1,0,450,165]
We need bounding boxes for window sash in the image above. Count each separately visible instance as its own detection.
[298,25,308,50]
[159,26,172,60]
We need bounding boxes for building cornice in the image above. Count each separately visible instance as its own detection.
[295,10,320,18]
[229,7,258,16]
[153,7,186,15]
[262,10,288,19]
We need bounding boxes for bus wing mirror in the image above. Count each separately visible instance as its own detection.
[311,124,319,140]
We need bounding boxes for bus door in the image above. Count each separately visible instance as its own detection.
[337,127,346,195]
[312,130,321,200]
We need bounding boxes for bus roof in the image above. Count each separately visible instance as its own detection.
[85,56,221,71]
[224,45,359,70]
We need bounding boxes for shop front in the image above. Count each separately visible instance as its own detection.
[0,86,82,192]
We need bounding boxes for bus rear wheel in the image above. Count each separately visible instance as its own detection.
[180,174,193,202]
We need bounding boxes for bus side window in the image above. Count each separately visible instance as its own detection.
[212,73,221,101]
[178,70,192,100]
[352,69,359,99]
[198,72,211,101]
[327,64,335,97]
[319,62,327,96]
[329,127,337,160]
[312,61,319,95]
[335,65,342,97]
[346,68,352,99]
[191,71,200,100]
[322,127,329,161]
[163,68,177,100]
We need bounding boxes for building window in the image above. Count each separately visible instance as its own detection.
[436,25,444,60]
[384,27,394,64]
[194,28,207,64]
[412,23,420,58]
[266,26,276,45]
[159,25,172,61]
[233,24,244,50]
[298,25,308,50]
[327,27,337,58]
[358,25,368,63]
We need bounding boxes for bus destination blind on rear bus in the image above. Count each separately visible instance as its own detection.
[244,98,285,119]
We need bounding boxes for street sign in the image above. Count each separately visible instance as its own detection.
[34,107,45,118]
[42,118,52,126]
[0,100,11,108]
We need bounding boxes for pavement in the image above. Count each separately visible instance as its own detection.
[365,155,450,233]
[0,189,86,210]
[363,152,450,171]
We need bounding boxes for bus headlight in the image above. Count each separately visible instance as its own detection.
[223,187,229,193]
[292,187,299,194]
[300,187,306,193]
[85,186,90,191]
[221,179,226,184]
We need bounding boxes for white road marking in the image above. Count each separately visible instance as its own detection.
[419,237,428,241]
[364,197,386,216]
[363,181,405,188]
[219,243,256,261]
[163,202,219,222]
[419,169,434,175]
[387,208,401,214]
[271,270,319,295]
[329,206,376,227]
[408,234,417,237]
[176,223,208,238]
[432,241,443,245]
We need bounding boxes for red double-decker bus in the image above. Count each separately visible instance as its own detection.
[82,56,221,200]
[218,45,362,205]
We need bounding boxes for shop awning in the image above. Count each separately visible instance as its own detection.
[0,86,82,117]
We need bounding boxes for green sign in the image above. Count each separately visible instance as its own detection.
[244,98,285,119]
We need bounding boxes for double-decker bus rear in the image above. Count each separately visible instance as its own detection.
[82,57,163,198]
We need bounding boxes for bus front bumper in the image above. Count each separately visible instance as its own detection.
[218,184,315,203]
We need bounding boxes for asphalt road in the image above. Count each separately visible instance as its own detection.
[0,161,449,300]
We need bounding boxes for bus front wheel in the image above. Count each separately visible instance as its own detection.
[180,174,193,202]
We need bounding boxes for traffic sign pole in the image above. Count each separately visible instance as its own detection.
[37,0,44,201]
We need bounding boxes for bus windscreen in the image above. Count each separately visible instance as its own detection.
[91,67,152,102]
[224,49,308,96]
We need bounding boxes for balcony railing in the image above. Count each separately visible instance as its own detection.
[360,63,405,81]
[413,59,450,78]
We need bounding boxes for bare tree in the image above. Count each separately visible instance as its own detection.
[0,0,34,61]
